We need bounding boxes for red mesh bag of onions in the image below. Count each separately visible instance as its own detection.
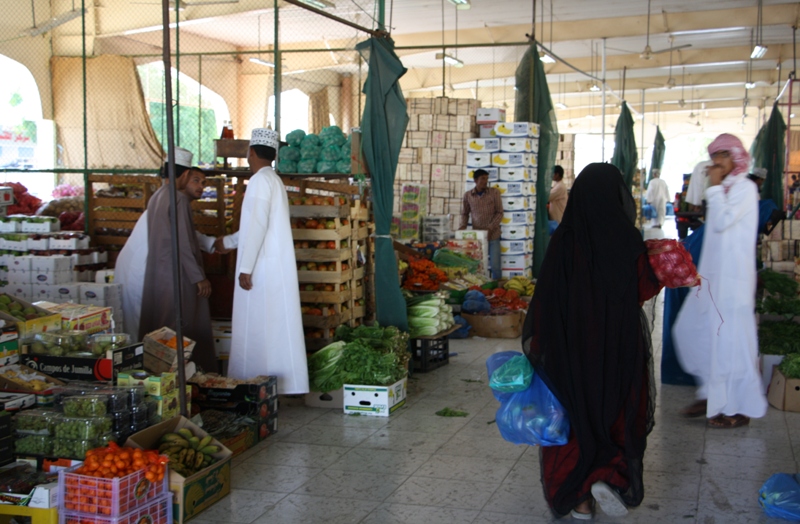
[645,239,701,288]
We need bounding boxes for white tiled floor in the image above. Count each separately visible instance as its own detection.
[192,218,797,523]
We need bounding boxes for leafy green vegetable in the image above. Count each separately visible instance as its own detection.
[779,353,800,379]
[760,269,799,298]
[408,305,440,318]
[435,408,469,417]
[339,340,400,386]
[409,317,441,329]
[759,321,800,355]
[409,326,440,338]
[307,341,346,392]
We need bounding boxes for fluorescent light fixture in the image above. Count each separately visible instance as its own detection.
[539,52,556,64]
[298,0,335,8]
[555,102,568,110]
[751,44,768,59]
[745,81,756,89]
[447,0,471,9]
[250,57,275,68]
[589,83,600,92]
[23,8,85,37]
[435,52,464,68]
[791,113,796,118]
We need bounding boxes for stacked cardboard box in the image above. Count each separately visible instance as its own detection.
[557,134,576,188]
[464,117,541,280]
[396,97,482,235]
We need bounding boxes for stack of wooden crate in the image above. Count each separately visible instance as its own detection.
[87,174,160,265]
[191,176,227,237]
[395,97,481,236]
[290,195,370,352]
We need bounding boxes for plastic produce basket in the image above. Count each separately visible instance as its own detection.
[59,493,172,524]
[58,462,168,517]
[411,336,449,373]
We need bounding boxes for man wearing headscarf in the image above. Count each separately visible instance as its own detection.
[522,163,662,519]
[673,133,767,428]
[220,128,308,394]
[115,148,216,339]
[748,168,782,235]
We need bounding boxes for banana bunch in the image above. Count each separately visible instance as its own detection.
[158,428,220,476]
[504,276,535,296]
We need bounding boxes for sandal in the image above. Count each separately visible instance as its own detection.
[680,399,707,418]
[570,509,593,520]
[591,482,628,517]
[707,414,750,429]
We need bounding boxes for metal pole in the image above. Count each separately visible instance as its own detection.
[601,38,606,162]
[161,0,188,417]
[640,89,646,234]
[198,56,202,162]
[274,0,281,137]
[175,0,180,146]
[787,79,794,215]
[81,0,88,234]
[378,0,385,32]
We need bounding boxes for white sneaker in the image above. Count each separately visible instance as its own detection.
[591,481,628,517]
[570,509,593,520]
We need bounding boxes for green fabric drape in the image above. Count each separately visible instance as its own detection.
[752,103,786,205]
[648,126,666,185]
[356,37,409,331]
[514,44,559,277]
[611,102,638,189]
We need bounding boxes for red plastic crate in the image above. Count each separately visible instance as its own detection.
[58,462,168,517]
[59,493,172,524]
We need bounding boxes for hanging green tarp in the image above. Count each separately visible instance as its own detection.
[514,44,559,277]
[648,125,666,185]
[752,103,786,206]
[356,37,409,331]
[611,102,638,189]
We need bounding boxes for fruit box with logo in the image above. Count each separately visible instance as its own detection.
[0,297,62,340]
[343,378,407,417]
[0,364,64,395]
[33,301,112,335]
[21,343,144,382]
[125,416,232,524]
[217,423,257,457]
[188,375,277,403]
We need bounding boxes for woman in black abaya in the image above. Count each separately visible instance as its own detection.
[522,163,661,519]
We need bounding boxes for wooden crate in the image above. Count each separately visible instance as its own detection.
[289,204,350,219]
[291,217,352,240]
[294,247,351,262]
[297,264,353,283]
[191,176,227,237]
[299,288,351,303]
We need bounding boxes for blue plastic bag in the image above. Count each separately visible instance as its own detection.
[489,354,534,393]
[495,374,570,446]
[486,351,520,402]
[448,315,471,339]
[760,473,800,520]
[462,299,491,314]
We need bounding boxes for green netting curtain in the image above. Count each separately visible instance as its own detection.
[514,44,559,277]
[356,37,409,331]
[751,103,786,206]
[611,102,638,189]
[648,125,666,184]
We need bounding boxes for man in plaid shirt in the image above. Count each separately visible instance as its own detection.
[459,169,504,279]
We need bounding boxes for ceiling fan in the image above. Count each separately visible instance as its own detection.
[678,67,686,106]
[639,0,691,59]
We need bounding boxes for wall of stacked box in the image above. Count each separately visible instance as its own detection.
[0,174,287,524]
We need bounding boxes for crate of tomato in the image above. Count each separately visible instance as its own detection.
[402,257,448,292]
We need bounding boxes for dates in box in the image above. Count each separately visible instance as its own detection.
[188,375,277,403]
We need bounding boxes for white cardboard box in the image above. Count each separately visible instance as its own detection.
[343,377,407,417]
[501,197,531,211]
[6,270,31,285]
[455,229,488,241]
[494,122,529,137]
[26,237,49,251]
[476,108,506,124]
[501,225,531,240]
[31,270,72,286]
[498,168,530,182]
[44,283,81,303]
[491,152,525,168]
[500,239,533,255]
[79,283,122,304]
[501,211,534,226]
[31,256,71,273]
[491,181,526,197]
[21,219,59,233]
[501,254,533,270]
[466,138,500,153]
[528,123,541,138]
[524,153,539,168]
[49,235,90,250]
[500,138,531,153]
[466,153,492,168]
[479,124,497,138]
[8,256,31,271]
[502,268,533,279]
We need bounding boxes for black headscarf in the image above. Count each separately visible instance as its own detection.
[522,163,655,515]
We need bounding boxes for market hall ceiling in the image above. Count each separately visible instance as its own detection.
[50,1,800,125]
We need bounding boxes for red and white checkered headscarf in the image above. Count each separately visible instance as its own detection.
[708,133,750,193]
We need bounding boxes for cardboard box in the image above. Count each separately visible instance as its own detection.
[491,152,525,168]
[21,343,144,382]
[466,167,498,182]
[0,336,19,367]
[476,108,506,124]
[479,124,497,138]
[305,387,345,409]
[466,153,492,168]
[30,256,71,274]
[143,327,196,374]
[501,225,531,240]
[768,369,800,412]
[21,219,59,233]
[467,138,500,153]
[0,298,62,339]
[79,283,122,306]
[500,138,531,153]
[217,423,257,457]
[0,363,63,394]
[501,197,530,211]
[49,235,90,250]
[491,181,526,197]
[117,370,176,396]
[150,389,179,417]
[35,302,112,334]
[42,283,81,303]
[189,375,277,403]
[462,311,526,338]
[499,167,531,182]
[494,122,529,137]
[125,416,232,524]
[30,270,71,286]
[0,391,36,411]
[343,378,407,417]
